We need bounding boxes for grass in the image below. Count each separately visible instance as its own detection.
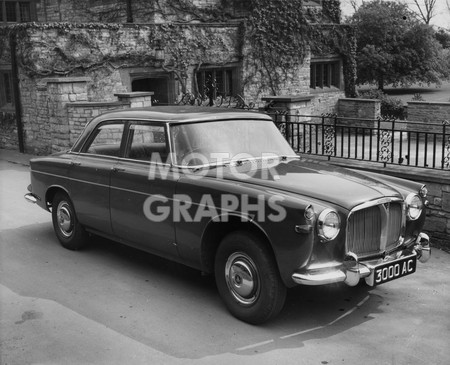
[358,80,450,104]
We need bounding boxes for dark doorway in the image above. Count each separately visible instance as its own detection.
[132,78,169,105]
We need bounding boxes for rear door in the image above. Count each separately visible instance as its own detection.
[109,122,179,258]
[70,121,125,235]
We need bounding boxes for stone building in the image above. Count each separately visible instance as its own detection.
[0,0,356,154]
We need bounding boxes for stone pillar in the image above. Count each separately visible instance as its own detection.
[261,95,313,152]
[338,98,381,119]
[25,77,90,154]
[261,95,313,118]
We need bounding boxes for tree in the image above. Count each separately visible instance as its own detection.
[410,0,437,24]
[435,29,450,49]
[349,0,449,89]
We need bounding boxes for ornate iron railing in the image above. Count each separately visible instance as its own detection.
[176,92,255,109]
[170,91,449,170]
[268,112,450,170]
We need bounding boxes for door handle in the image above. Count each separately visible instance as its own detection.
[112,167,126,172]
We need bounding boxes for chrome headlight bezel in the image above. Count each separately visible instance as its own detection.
[406,193,423,221]
[317,208,341,241]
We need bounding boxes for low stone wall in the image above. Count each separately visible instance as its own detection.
[67,92,153,146]
[338,98,381,119]
[310,89,346,116]
[20,75,153,154]
[407,101,450,123]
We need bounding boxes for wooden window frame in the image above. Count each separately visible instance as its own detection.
[195,66,239,99]
[310,58,342,90]
[1,1,37,24]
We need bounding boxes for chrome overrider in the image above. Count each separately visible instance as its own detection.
[24,193,39,204]
[292,232,431,287]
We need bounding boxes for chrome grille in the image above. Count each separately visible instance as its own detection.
[347,200,404,257]
[386,203,403,251]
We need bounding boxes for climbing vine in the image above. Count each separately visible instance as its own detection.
[245,0,356,96]
[0,1,357,98]
[322,0,342,24]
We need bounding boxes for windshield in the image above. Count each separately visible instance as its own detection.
[170,119,296,167]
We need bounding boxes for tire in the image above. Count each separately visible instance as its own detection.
[214,231,286,324]
[51,191,88,250]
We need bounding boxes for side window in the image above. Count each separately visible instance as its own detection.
[84,123,124,157]
[127,124,168,162]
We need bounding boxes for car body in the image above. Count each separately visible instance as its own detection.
[25,106,431,324]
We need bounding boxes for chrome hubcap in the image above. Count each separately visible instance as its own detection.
[57,201,73,238]
[225,252,260,306]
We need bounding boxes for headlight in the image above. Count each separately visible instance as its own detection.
[406,193,423,220]
[317,209,340,241]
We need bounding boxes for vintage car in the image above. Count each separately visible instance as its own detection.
[25,106,431,324]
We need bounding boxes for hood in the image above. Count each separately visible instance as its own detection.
[210,158,404,210]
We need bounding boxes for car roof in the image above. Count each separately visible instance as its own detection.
[91,106,272,124]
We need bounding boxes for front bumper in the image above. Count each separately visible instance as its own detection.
[292,233,431,287]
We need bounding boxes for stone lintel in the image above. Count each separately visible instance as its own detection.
[41,77,91,84]
[114,92,154,98]
[66,101,128,108]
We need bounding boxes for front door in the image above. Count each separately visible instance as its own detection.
[70,122,125,235]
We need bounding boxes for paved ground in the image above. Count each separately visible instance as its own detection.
[1,149,450,365]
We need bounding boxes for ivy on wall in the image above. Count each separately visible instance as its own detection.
[322,0,342,24]
[0,0,357,98]
[245,0,310,95]
[245,0,356,96]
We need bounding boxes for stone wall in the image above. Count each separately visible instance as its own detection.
[338,98,381,119]
[310,89,346,116]
[407,101,450,123]
[21,77,90,154]
[19,74,152,154]
[241,42,313,107]
[425,179,450,249]
[67,92,153,146]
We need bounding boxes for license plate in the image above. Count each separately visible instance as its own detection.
[367,254,417,286]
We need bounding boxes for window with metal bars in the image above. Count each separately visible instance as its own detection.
[310,60,341,89]
[1,1,35,23]
[195,67,237,100]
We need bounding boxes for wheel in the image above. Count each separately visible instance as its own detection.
[51,191,88,250]
[214,231,286,324]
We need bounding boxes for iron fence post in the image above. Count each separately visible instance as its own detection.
[321,114,325,155]
[443,120,450,169]
[376,117,381,163]
[391,118,395,164]
[334,114,337,157]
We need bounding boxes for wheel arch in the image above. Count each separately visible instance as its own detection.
[200,214,276,274]
[45,185,71,210]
